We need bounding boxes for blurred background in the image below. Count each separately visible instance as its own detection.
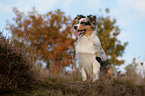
[0,0,145,74]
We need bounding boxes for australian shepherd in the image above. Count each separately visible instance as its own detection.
[74,15,117,82]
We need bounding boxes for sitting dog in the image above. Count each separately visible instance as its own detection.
[74,15,117,82]
[74,15,107,82]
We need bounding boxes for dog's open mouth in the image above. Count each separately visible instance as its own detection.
[75,29,86,37]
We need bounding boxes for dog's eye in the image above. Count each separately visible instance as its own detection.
[85,21,91,25]
[80,22,85,25]
[80,21,91,26]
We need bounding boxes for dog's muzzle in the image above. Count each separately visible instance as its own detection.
[75,29,86,37]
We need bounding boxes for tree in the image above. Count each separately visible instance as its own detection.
[6,8,75,73]
[6,8,127,73]
[97,9,128,65]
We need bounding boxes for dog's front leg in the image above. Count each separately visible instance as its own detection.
[92,60,100,82]
[81,67,87,81]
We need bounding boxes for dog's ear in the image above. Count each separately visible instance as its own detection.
[87,15,97,29]
[87,15,97,24]
[75,14,86,20]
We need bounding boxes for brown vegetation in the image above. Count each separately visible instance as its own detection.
[0,32,38,94]
[4,71,145,96]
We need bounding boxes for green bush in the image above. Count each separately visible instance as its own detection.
[0,32,37,94]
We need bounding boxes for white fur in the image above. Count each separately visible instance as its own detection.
[75,31,107,82]
[77,53,100,82]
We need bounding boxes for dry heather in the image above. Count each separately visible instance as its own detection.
[28,71,144,96]
[7,68,144,96]
[0,32,38,95]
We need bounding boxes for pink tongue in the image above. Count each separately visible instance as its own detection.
[75,32,81,37]
[75,30,85,37]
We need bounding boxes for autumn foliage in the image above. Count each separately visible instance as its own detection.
[6,8,75,73]
[97,14,128,65]
[6,8,127,73]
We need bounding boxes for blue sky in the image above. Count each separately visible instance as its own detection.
[0,0,145,72]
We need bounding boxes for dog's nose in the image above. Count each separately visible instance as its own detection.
[74,26,78,30]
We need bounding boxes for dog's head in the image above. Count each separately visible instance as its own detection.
[74,14,97,37]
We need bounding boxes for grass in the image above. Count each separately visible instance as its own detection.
[3,70,145,96]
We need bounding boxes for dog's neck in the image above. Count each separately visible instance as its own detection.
[85,29,94,37]
[86,30,97,38]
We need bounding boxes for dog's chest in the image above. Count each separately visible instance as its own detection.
[75,36,96,54]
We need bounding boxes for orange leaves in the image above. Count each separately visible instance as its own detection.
[6,8,76,74]
[44,35,48,39]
